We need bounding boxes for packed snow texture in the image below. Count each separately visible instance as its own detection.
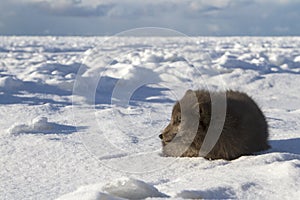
[0,36,300,200]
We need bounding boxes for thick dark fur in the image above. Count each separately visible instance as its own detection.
[159,90,270,160]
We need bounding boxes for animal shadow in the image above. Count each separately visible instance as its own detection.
[269,138,300,155]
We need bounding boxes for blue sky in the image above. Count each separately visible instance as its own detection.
[0,0,300,36]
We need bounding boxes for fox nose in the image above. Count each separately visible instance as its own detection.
[159,134,163,139]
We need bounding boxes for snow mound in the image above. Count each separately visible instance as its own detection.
[57,189,124,200]
[8,117,77,135]
[175,190,203,199]
[0,75,23,91]
[57,178,169,200]
[102,178,169,199]
[176,187,235,199]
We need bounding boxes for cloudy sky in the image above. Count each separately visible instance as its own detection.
[0,0,299,36]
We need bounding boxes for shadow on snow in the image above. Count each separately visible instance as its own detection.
[0,74,71,106]
[95,76,174,106]
[269,138,300,155]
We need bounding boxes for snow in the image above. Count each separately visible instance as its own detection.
[0,75,23,91]
[102,178,169,199]
[56,183,125,200]
[0,36,300,200]
[8,117,77,135]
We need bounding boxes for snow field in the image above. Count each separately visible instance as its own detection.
[0,36,300,199]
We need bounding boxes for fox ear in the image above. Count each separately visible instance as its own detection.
[184,89,194,97]
[183,89,197,102]
[185,89,193,94]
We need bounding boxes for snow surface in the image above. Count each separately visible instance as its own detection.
[1,36,300,199]
[102,178,169,199]
[8,117,78,135]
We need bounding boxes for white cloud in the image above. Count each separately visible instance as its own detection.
[0,0,300,35]
[255,0,296,4]
[7,0,237,18]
